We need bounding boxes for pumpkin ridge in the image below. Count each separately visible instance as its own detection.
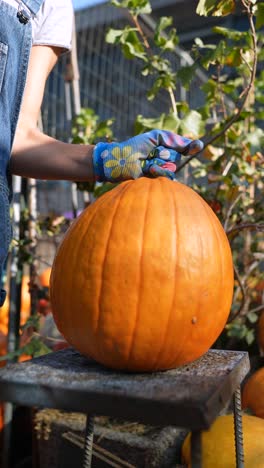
[201,198,232,339]
[203,199,224,310]
[51,190,117,344]
[95,182,133,353]
[167,182,195,368]
[125,180,151,366]
[176,204,206,366]
[70,194,113,346]
[183,194,226,364]
[67,214,97,342]
[50,230,75,335]
[151,178,178,369]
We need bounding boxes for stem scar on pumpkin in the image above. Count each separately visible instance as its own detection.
[192,317,197,324]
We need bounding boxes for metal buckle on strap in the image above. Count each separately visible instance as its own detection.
[17,1,32,24]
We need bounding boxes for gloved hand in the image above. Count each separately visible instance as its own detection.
[92,130,203,182]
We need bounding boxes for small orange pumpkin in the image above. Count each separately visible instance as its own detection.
[50,178,234,372]
[182,414,264,467]
[20,276,31,324]
[242,367,264,418]
[0,295,9,335]
[0,276,31,334]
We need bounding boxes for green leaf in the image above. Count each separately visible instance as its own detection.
[212,26,247,41]
[247,311,258,324]
[225,48,243,67]
[122,41,147,61]
[177,64,196,90]
[117,28,147,61]
[95,119,115,140]
[162,29,179,51]
[0,336,52,363]
[21,315,40,331]
[226,322,248,339]
[135,113,181,133]
[111,0,152,15]
[245,128,264,154]
[202,40,227,67]
[256,3,264,29]
[147,74,176,101]
[156,16,173,33]
[154,17,179,51]
[196,0,217,16]
[196,0,235,17]
[245,329,255,346]
[105,28,124,44]
[94,182,119,198]
[180,110,205,137]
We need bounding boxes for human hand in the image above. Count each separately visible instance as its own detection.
[92,130,204,182]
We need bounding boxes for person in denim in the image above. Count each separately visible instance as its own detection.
[0,0,203,307]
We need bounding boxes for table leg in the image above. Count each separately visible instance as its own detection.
[191,430,202,468]
[2,402,14,468]
[82,414,95,468]
[233,387,244,468]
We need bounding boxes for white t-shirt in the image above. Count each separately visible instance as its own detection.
[3,0,73,52]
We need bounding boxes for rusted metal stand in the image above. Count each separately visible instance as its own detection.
[0,348,249,468]
[82,414,95,468]
[233,388,245,468]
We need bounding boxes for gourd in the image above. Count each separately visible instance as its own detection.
[242,367,264,418]
[50,178,234,372]
[182,414,264,467]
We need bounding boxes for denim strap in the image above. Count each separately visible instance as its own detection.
[19,0,44,16]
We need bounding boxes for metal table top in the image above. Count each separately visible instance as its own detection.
[0,348,250,430]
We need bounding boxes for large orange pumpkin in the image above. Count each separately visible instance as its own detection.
[242,368,264,418]
[50,178,234,371]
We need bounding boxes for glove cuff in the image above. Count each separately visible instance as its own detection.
[92,142,111,182]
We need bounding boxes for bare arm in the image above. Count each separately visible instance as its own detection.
[10,46,95,181]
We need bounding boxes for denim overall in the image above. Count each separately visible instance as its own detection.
[0,0,44,306]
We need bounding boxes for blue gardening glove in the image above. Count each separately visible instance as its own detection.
[93,130,203,182]
[142,146,184,180]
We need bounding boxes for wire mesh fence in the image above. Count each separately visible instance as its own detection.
[42,4,207,142]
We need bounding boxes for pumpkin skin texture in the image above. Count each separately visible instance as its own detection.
[182,414,264,468]
[50,178,234,372]
[242,368,264,418]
